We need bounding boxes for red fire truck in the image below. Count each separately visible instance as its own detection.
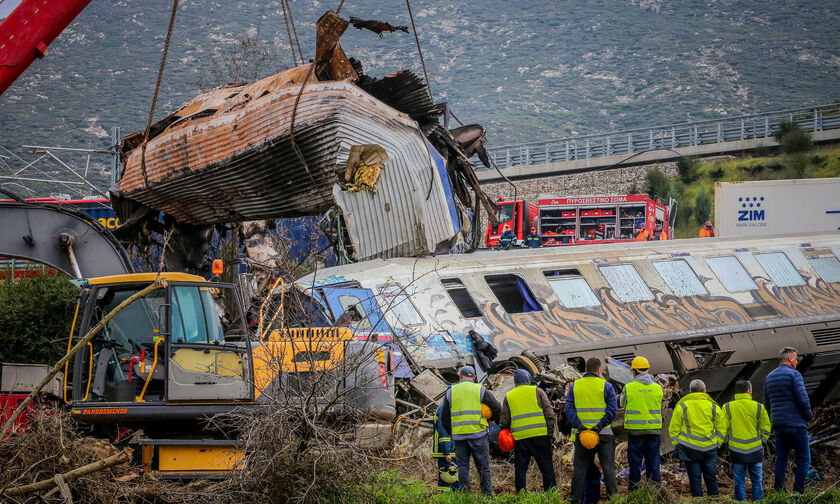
[485,194,675,247]
[484,197,540,247]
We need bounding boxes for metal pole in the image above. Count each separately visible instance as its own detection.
[111,126,121,185]
[40,150,108,198]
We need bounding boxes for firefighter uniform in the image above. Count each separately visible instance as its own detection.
[724,393,771,501]
[524,233,542,248]
[433,402,459,492]
[668,392,727,497]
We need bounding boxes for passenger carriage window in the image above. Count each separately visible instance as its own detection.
[377,284,424,326]
[705,256,758,292]
[543,270,600,308]
[337,295,372,331]
[755,252,805,287]
[599,264,655,302]
[484,274,543,314]
[810,256,840,283]
[440,278,482,318]
[653,260,707,297]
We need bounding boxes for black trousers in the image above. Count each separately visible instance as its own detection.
[513,435,556,492]
[570,434,618,504]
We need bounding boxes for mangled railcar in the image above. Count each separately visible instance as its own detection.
[295,232,840,405]
[111,11,495,264]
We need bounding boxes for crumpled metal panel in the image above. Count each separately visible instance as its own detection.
[332,117,457,261]
[117,68,459,261]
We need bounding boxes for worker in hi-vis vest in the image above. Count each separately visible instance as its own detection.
[619,356,664,491]
[565,357,618,504]
[723,380,771,502]
[440,365,500,495]
[668,379,728,497]
[433,397,459,492]
[500,369,557,492]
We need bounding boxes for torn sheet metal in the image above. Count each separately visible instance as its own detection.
[116,70,460,261]
[345,144,388,194]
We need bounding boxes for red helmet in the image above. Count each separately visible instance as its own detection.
[499,429,514,452]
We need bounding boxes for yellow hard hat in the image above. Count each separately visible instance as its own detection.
[481,403,492,419]
[631,356,650,370]
[579,430,600,449]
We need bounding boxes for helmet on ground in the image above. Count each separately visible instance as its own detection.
[481,403,492,419]
[440,462,458,484]
[498,429,514,452]
[631,356,650,370]
[579,430,600,450]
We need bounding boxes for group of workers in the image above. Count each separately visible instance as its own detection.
[432,346,814,502]
[495,224,542,249]
[633,224,667,241]
[699,220,717,237]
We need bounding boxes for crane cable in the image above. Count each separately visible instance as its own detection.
[280,0,299,66]
[404,0,432,102]
[283,0,305,64]
[139,0,180,190]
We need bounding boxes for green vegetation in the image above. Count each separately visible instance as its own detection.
[645,168,670,200]
[341,473,840,504]
[0,272,77,365]
[774,119,813,154]
[671,146,840,238]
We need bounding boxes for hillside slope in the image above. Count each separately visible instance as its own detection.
[0,0,838,192]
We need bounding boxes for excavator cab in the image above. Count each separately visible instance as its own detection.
[69,273,254,426]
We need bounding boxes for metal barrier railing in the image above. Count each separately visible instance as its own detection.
[484,103,840,170]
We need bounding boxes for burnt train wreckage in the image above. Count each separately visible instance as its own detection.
[111,10,496,267]
[295,232,840,409]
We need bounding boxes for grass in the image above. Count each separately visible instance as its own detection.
[670,145,840,238]
[347,472,840,504]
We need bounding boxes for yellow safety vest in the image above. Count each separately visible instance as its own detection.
[624,379,664,430]
[669,392,726,452]
[433,410,456,458]
[571,376,613,440]
[506,385,548,441]
[724,393,771,455]
[450,381,487,436]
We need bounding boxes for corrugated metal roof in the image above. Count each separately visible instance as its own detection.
[117,67,460,261]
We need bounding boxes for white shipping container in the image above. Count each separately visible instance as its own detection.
[714,178,840,237]
[1,363,64,396]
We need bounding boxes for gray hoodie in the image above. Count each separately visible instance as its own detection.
[619,372,663,436]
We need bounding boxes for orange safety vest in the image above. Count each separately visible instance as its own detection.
[660,231,667,240]
[699,227,716,238]
[635,229,649,241]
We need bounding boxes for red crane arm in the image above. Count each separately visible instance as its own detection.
[0,0,93,96]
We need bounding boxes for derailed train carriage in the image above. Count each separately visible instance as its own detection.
[295,232,840,407]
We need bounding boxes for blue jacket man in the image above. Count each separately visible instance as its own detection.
[496,225,516,250]
[764,346,813,494]
[565,357,618,504]
[524,227,542,248]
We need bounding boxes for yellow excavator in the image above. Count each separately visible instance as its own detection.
[1,195,396,478]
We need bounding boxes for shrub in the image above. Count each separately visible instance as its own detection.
[0,272,78,365]
[786,153,812,178]
[645,168,670,200]
[752,144,771,157]
[676,157,696,178]
[694,189,711,224]
[709,167,725,180]
[773,119,813,154]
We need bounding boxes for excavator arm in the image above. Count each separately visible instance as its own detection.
[0,0,93,96]
[0,189,133,277]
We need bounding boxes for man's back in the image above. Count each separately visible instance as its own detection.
[764,365,812,428]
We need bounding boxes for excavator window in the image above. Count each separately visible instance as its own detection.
[85,285,166,402]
